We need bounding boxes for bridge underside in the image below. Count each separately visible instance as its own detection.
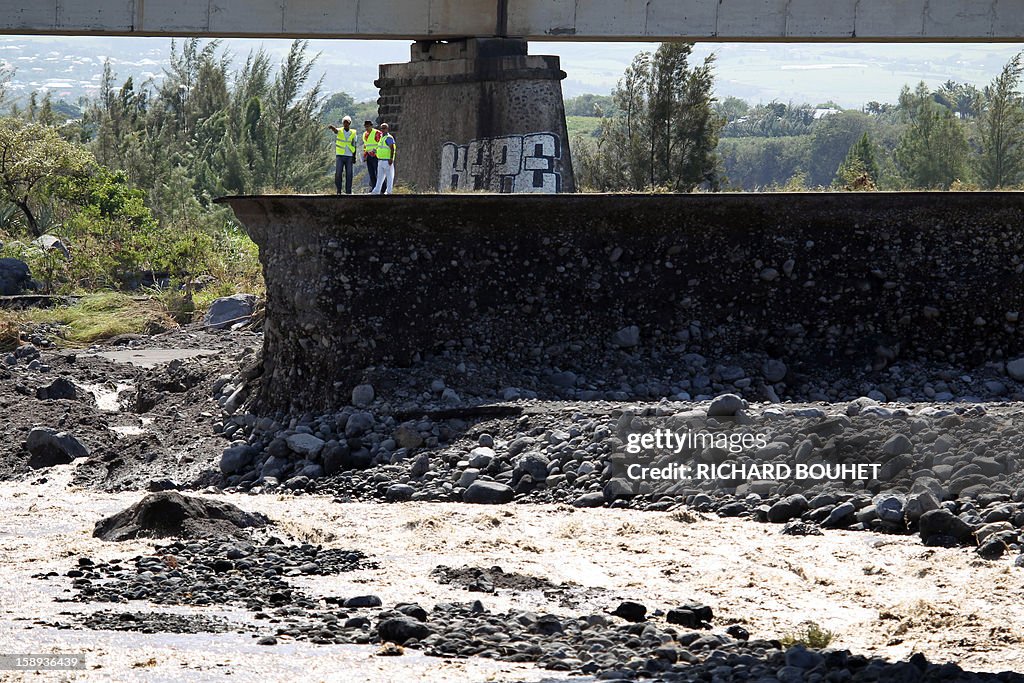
[2,0,1024,41]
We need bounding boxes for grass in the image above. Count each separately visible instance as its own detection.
[780,621,835,648]
[566,115,603,140]
[14,292,177,346]
[0,314,19,351]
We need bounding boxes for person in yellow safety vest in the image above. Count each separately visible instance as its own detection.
[372,122,397,195]
[328,115,358,194]
[362,120,383,191]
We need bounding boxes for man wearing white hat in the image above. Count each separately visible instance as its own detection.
[328,115,357,194]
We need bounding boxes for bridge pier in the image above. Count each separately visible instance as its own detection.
[374,38,575,193]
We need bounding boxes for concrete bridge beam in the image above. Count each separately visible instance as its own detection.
[1,0,1023,41]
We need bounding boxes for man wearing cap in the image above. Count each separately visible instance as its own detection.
[372,123,397,195]
[362,120,382,191]
[329,116,358,194]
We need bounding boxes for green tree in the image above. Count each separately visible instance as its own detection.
[577,43,722,192]
[894,83,970,189]
[978,52,1024,189]
[806,110,872,186]
[0,118,93,236]
[266,40,328,191]
[834,132,880,190]
[321,91,356,124]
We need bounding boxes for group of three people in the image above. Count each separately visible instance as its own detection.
[328,117,397,195]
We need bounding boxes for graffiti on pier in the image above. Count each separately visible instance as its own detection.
[440,133,562,193]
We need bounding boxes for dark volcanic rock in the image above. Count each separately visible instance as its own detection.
[93,491,266,541]
[378,616,433,644]
[463,480,514,504]
[610,601,647,622]
[918,509,976,546]
[24,427,90,468]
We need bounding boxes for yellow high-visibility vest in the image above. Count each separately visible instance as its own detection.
[363,129,381,156]
[336,128,357,156]
[377,134,396,160]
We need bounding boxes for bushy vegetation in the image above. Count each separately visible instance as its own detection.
[574,48,1024,191]
[0,39,373,306]
[780,622,835,649]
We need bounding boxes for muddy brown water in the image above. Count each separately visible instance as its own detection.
[1,462,1022,682]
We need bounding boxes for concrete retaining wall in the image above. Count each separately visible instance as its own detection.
[217,193,1024,414]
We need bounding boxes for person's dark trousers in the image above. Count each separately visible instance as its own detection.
[335,155,354,194]
[365,154,378,190]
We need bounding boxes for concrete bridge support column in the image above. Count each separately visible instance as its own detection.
[374,38,575,193]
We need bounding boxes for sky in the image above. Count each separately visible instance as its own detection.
[2,36,1023,108]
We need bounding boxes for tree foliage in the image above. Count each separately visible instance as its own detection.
[894,83,970,189]
[575,43,722,192]
[0,118,93,235]
[834,133,880,190]
[978,52,1024,189]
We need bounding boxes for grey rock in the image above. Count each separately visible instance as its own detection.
[846,396,879,416]
[610,601,647,622]
[0,257,31,296]
[603,478,635,502]
[35,377,77,401]
[904,490,940,523]
[918,508,976,545]
[93,491,264,541]
[767,494,808,523]
[822,501,856,527]
[378,616,432,644]
[220,444,257,475]
[344,595,383,608]
[873,494,905,525]
[463,481,514,504]
[410,453,430,478]
[1007,357,1024,381]
[32,234,71,259]
[386,483,415,502]
[611,325,640,348]
[707,393,746,417]
[468,446,495,469]
[882,434,913,456]
[351,383,375,407]
[345,411,375,438]
[24,427,89,468]
[572,492,606,508]
[547,371,577,388]
[513,451,550,483]
[202,294,256,330]
[285,432,325,457]
[785,645,824,670]
[762,359,787,383]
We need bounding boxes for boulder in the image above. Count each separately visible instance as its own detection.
[220,443,257,475]
[32,234,71,259]
[463,480,514,504]
[0,257,31,296]
[611,325,640,348]
[93,492,266,541]
[918,509,976,546]
[767,494,808,523]
[202,294,256,329]
[24,427,89,468]
[378,616,433,644]
[708,393,746,417]
[35,377,78,401]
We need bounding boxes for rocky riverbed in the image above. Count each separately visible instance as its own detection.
[2,323,1024,680]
